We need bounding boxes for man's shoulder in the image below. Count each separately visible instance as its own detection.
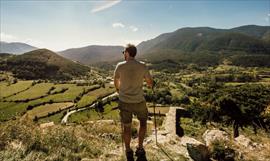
[138,60,146,65]
[116,61,127,67]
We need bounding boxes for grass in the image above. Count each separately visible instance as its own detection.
[6,83,54,101]
[38,110,66,124]
[77,86,115,108]
[0,102,17,110]
[0,103,29,121]
[26,102,74,119]
[0,118,123,161]
[70,102,119,123]
[0,84,100,122]
[0,80,33,98]
[179,118,207,142]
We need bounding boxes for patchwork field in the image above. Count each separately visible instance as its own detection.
[69,101,119,123]
[0,80,33,98]
[0,81,115,122]
[26,102,74,119]
[6,83,54,101]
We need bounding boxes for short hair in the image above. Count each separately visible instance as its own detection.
[125,44,137,57]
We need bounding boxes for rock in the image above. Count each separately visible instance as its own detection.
[235,135,252,148]
[40,121,54,128]
[235,135,263,150]
[181,136,210,161]
[202,129,230,146]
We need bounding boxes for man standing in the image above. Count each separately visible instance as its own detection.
[114,44,153,161]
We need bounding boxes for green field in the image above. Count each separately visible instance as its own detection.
[26,102,74,119]
[77,86,115,108]
[0,82,102,121]
[69,102,119,123]
[38,110,66,124]
[0,80,33,98]
[6,83,54,101]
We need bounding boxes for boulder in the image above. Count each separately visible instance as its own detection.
[202,129,230,146]
[181,136,210,161]
[40,121,54,128]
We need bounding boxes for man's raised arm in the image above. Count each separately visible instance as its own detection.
[144,69,153,89]
[114,64,120,93]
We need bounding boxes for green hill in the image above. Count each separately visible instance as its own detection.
[137,25,270,67]
[0,49,90,80]
[59,45,124,65]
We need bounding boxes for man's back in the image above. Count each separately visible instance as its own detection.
[114,59,150,103]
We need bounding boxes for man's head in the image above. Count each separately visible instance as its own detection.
[123,44,137,60]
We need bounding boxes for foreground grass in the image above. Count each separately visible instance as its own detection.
[0,118,123,161]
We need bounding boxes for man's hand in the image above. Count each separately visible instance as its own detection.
[145,76,153,89]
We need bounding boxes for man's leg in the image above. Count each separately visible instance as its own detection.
[138,120,147,149]
[123,123,132,151]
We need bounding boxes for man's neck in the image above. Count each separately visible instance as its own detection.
[126,57,135,61]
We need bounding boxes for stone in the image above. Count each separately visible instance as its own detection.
[202,129,230,146]
[235,135,252,148]
[39,121,54,128]
[181,136,210,161]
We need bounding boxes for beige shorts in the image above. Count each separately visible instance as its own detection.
[118,100,148,124]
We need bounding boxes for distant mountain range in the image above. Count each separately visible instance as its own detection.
[137,25,270,59]
[0,41,37,54]
[59,45,124,65]
[1,25,269,67]
[0,49,89,80]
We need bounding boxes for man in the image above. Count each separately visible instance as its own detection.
[114,44,153,161]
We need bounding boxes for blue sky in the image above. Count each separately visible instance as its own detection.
[1,0,269,51]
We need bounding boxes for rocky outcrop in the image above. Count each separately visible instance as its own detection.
[202,129,230,146]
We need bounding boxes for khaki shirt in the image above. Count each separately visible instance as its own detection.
[114,59,151,103]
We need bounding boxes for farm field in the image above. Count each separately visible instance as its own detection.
[77,86,115,108]
[6,82,54,101]
[0,81,115,122]
[69,101,119,123]
[0,80,33,98]
[26,102,74,119]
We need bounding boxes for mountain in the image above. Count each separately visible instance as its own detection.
[0,41,37,54]
[59,45,124,65]
[136,25,270,66]
[0,49,90,80]
[138,25,270,56]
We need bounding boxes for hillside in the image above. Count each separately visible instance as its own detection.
[0,49,90,80]
[137,25,270,66]
[59,45,124,65]
[0,41,37,54]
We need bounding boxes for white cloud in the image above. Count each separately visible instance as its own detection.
[268,13,270,17]
[129,26,138,32]
[112,22,125,28]
[91,0,121,13]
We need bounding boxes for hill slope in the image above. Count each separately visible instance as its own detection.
[0,41,37,54]
[59,45,124,65]
[137,25,270,66]
[0,49,90,80]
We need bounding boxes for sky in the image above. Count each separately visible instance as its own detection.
[0,0,269,51]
